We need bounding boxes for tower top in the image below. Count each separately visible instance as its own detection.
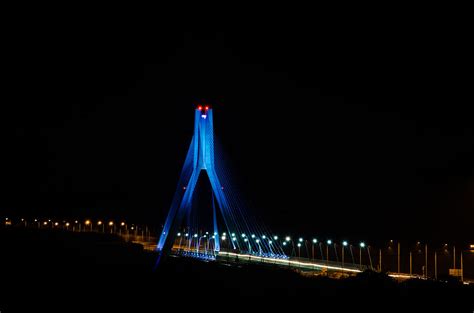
[196,104,211,111]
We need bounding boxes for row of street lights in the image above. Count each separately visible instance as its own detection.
[173,230,369,268]
[2,217,151,239]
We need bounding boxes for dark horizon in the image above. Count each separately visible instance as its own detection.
[2,24,473,243]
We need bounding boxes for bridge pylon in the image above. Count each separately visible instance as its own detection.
[157,105,230,257]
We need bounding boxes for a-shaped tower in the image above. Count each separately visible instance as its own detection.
[157,105,230,255]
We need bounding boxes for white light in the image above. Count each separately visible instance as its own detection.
[222,232,226,236]
[232,238,237,241]
[244,238,248,242]
[283,242,287,246]
[327,240,332,245]
[262,235,266,239]
[251,234,256,238]
[312,239,317,243]
[177,232,181,236]
[297,243,302,247]
[201,115,207,119]
[343,241,348,246]
[219,252,362,273]
[273,236,278,240]
[285,236,291,242]
[231,233,236,237]
[185,233,189,237]
[256,239,260,243]
[194,234,198,238]
[241,233,246,238]
[299,238,303,242]
[269,241,273,244]
[360,242,366,248]
[221,236,226,240]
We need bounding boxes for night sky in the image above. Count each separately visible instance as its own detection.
[2,17,472,243]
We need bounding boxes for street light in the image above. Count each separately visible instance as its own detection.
[98,221,104,232]
[342,241,348,270]
[243,238,251,253]
[299,238,303,243]
[360,242,365,270]
[85,220,92,231]
[326,240,332,265]
[297,242,302,257]
[312,239,317,260]
[273,235,278,240]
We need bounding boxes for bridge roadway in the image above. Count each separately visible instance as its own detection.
[128,236,422,281]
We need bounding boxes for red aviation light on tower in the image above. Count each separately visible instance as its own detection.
[205,105,209,111]
[197,105,203,111]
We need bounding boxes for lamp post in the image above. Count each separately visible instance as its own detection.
[397,241,401,275]
[298,238,303,258]
[409,251,412,275]
[87,220,92,231]
[453,245,456,270]
[285,236,293,257]
[342,241,348,270]
[379,248,382,272]
[359,242,365,271]
[312,239,317,260]
[326,240,332,267]
[244,238,250,254]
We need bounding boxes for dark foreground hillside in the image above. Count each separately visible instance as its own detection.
[0,227,472,312]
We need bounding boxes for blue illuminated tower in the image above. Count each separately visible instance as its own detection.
[157,105,230,255]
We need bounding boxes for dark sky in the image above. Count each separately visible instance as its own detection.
[2,16,472,243]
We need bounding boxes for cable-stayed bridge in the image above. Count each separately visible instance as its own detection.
[153,106,412,279]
